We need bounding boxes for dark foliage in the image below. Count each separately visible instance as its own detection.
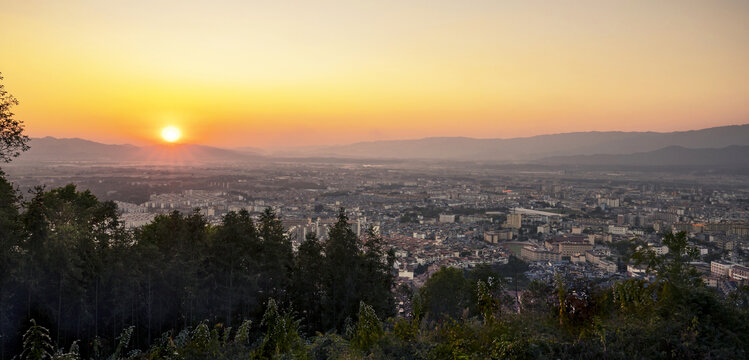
[0,180,395,358]
[0,73,29,163]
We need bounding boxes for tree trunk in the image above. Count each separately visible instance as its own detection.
[57,273,63,345]
[95,276,99,337]
[147,271,152,342]
[228,266,234,327]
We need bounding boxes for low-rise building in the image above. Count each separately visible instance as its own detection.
[608,225,628,235]
[598,259,618,273]
[484,229,513,243]
[439,214,456,223]
[711,260,734,277]
[729,264,749,281]
[521,246,560,262]
[545,235,593,258]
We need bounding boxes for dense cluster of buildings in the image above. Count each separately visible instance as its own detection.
[7,160,749,296]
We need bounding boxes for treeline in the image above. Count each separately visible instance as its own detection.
[0,175,394,358]
[2,175,749,359]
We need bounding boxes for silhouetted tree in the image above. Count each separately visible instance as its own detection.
[0,173,23,358]
[321,209,395,332]
[205,210,259,326]
[256,208,293,305]
[0,73,29,163]
[420,267,473,321]
[322,209,362,331]
[291,232,325,332]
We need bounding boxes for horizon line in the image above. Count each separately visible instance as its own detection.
[28,122,749,150]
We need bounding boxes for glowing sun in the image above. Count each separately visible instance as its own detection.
[161,126,182,142]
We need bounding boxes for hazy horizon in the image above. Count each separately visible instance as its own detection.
[23,122,749,150]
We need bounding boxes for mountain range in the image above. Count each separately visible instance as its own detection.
[10,124,749,167]
[538,145,749,167]
[15,137,253,163]
[288,124,749,161]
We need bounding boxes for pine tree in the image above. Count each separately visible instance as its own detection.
[257,209,293,304]
[291,232,325,333]
[0,172,23,356]
[207,210,259,326]
[351,302,383,353]
[20,320,53,360]
[257,299,305,359]
[322,209,361,331]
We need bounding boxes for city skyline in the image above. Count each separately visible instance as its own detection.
[2,1,748,147]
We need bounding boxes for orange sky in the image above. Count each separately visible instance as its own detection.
[1,1,748,148]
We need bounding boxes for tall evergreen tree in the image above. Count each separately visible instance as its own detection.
[359,228,396,321]
[291,232,325,332]
[205,210,259,326]
[256,208,293,305]
[134,210,209,340]
[323,209,362,331]
[0,173,23,358]
[322,209,395,332]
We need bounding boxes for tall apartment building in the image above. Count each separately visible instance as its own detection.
[506,213,522,229]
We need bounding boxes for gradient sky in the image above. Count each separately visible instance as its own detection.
[2,0,748,148]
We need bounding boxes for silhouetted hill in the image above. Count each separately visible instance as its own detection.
[234,146,266,156]
[286,124,749,161]
[539,145,749,167]
[16,137,255,163]
[136,144,253,163]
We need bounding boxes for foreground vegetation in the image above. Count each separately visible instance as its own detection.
[1,175,748,359]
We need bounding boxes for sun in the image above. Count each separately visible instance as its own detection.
[161,126,182,143]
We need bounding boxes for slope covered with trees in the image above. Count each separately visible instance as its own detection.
[0,178,397,359]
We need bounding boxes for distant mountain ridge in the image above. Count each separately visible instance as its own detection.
[13,124,749,164]
[538,145,749,167]
[15,137,254,163]
[283,124,749,161]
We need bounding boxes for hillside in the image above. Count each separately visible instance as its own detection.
[539,145,749,167]
[15,137,255,163]
[280,124,749,161]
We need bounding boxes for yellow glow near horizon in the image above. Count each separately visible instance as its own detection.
[161,126,181,143]
[1,1,749,148]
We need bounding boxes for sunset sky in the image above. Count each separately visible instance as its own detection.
[1,0,748,148]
